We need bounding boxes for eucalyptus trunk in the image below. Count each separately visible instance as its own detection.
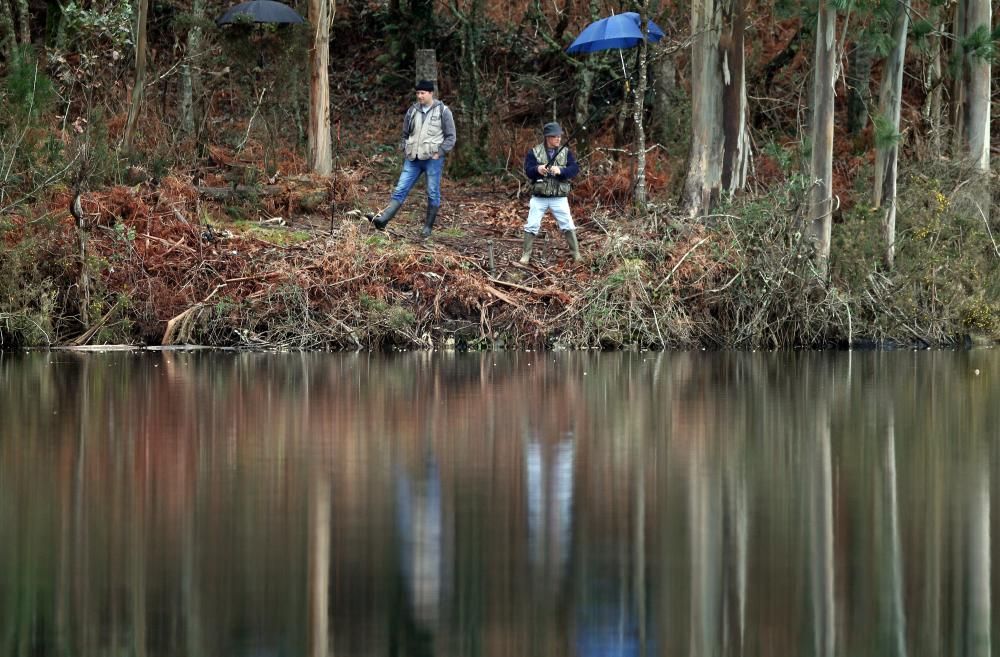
[684,0,748,217]
[682,0,723,217]
[922,6,945,157]
[123,0,149,149]
[873,0,909,269]
[846,40,874,135]
[955,0,991,173]
[807,0,836,275]
[720,0,749,194]
[307,0,333,174]
[179,0,204,137]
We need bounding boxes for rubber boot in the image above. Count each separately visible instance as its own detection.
[421,204,439,238]
[518,231,535,265]
[372,199,402,230]
[563,229,582,262]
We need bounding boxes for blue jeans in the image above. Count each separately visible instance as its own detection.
[390,157,444,207]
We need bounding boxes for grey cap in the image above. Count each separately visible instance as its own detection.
[542,122,563,137]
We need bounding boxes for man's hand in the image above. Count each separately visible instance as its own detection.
[549,165,561,176]
[537,165,549,176]
[432,151,440,160]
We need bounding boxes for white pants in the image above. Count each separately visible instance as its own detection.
[523,196,575,235]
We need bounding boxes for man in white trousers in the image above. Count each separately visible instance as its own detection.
[520,122,582,265]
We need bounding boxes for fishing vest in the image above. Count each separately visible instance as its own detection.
[531,144,572,198]
[404,102,446,161]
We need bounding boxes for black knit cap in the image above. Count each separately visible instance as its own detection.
[415,79,435,92]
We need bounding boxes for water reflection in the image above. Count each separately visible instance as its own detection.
[0,349,998,657]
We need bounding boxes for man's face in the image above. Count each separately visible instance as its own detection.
[545,135,562,149]
[416,90,434,106]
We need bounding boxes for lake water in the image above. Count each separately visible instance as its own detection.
[1,349,998,657]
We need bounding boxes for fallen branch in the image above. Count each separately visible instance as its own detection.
[162,284,226,345]
[482,283,521,307]
[68,300,121,347]
[489,278,573,304]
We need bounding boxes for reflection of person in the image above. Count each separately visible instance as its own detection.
[520,122,582,265]
[525,432,575,590]
[394,454,443,629]
[371,80,457,238]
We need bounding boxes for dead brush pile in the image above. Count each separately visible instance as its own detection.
[16,172,585,350]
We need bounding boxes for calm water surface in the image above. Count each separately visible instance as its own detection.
[1,349,998,657]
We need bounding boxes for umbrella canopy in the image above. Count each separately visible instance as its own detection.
[566,12,664,54]
[216,0,305,26]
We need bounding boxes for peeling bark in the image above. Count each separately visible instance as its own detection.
[307,0,333,175]
[720,0,749,194]
[683,0,748,217]
[683,0,723,217]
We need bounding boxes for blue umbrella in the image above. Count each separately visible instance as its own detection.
[216,0,305,26]
[566,12,664,54]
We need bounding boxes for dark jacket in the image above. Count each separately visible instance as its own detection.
[524,146,579,183]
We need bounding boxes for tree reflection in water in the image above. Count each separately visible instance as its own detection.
[0,350,997,657]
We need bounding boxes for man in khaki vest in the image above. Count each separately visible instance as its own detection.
[520,122,582,264]
[371,80,457,237]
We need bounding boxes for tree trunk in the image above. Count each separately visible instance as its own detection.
[13,0,26,45]
[682,0,724,217]
[415,48,437,92]
[873,0,908,269]
[123,0,149,149]
[633,0,650,210]
[179,0,204,137]
[720,0,749,194]
[956,0,991,173]
[307,0,333,175]
[574,65,595,135]
[651,52,680,145]
[922,7,945,157]
[807,0,836,275]
[451,0,488,168]
[846,40,874,135]
[0,0,15,61]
